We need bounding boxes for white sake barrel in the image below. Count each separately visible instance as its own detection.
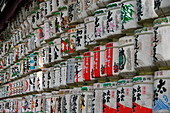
[84,16,97,46]
[54,64,61,88]
[61,33,69,58]
[153,17,170,68]
[58,6,69,31]
[39,1,46,23]
[68,28,76,55]
[81,86,94,113]
[105,42,119,77]
[76,24,87,51]
[102,82,117,113]
[35,71,43,92]
[135,27,155,73]
[76,0,88,22]
[83,51,94,81]
[47,42,53,63]
[94,8,108,41]
[117,79,133,113]
[121,0,139,31]
[106,2,122,37]
[44,0,51,17]
[119,36,135,76]
[51,91,59,113]
[42,93,51,113]
[44,20,50,41]
[51,0,59,13]
[68,0,78,24]
[52,38,63,62]
[74,55,84,83]
[60,61,67,86]
[153,70,170,113]
[154,0,170,16]
[85,0,99,15]
[31,11,38,29]
[67,58,75,84]
[133,75,153,113]
[93,45,106,78]
[34,94,42,113]
[93,83,103,113]
[56,91,64,113]
[61,89,72,113]
[136,0,157,21]
[48,16,56,38]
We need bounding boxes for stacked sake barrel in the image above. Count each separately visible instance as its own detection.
[0,0,170,112]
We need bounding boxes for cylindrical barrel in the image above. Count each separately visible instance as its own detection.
[93,45,106,78]
[74,55,84,83]
[134,27,155,73]
[153,17,170,68]
[60,61,67,86]
[106,2,122,37]
[83,51,94,81]
[35,94,42,113]
[105,42,119,77]
[133,75,153,113]
[153,70,170,113]
[121,0,139,31]
[61,89,72,113]
[85,0,98,15]
[67,58,75,84]
[136,0,157,21]
[68,0,78,24]
[52,38,63,62]
[42,93,52,113]
[54,64,61,88]
[76,0,88,22]
[61,33,69,57]
[68,28,76,55]
[84,16,97,46]
[119,36,135,76]
[117,79,133,113]
[76,24,87,51]
[94,8,107,40]
[53,12,63,35]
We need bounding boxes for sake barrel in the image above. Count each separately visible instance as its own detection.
[85,0,99,15]
[44,0,51,17]
[121,0,139,31]
[58,0,68,8]
[36,71,43,92]
[136,0,157,21]
[36,7,43,26]
[106,2,122,37]
[61,33,69,58]
[51,91,59,113]
[132,75,153,113]
[39,1,46,23]
[28,73,36,93]
[93,83,103,113]
[54,64,61,88]
[76,24,87,52]
[31,11,38,29]
[94,8,108,41]
[43,20,50,40]
[47,42,53,63]
[68,0,78,24]
[153,70,170,113]
[134,27,155,73]
[119,36,135,76]
[153,17,170,68]
[52,38,63,62]
[117,79,133,113]
[83,51,94,81]
[60,61,67,87]
[68,28,77,55]
[93,45,106,78]
[51,0,59,13]
[70,87,82,113]
[103,82,117,113]
[56,91,64,113]
[53,12,63,36]
[84,16,97,47]
[48,16,56,38]
[74,55,84,83]
[76,0,88,22]
[35,94,43,113]
[61,89,72,113]
[154,0,170,16]
[81,86,94,113]
[58,6,69,31]
[67,58,75,84]
[42,93,52,113]
[105,42,119,77]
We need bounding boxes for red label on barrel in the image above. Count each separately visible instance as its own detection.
[83,52,91,81]
[93,46,100,78]
[105,43,113,76]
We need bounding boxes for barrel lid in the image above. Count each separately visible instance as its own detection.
[58,6,68,11]
[103,82,117,89]
[84,16,94,23]
[73,87,81,93]
[117,79,133,86]
[48,42,54,45]
[154,17,169,27]
[67,58,75,63]
[135,27,153,35]
[76,23,84,29]
[54,12,61,16]
[133,75,153,84]
[61,32,68,37]
[84,51,93,57]
[52,91,59,95]
[106,42,119,48]
[107,2,120,9]
[60,61,67,66]
[68,28,75,33]
[119,36,134,47]
[94,8,106,15]
[154,70,170,79]
[93,83,103,89]
[75,55,83,61]
[93,45,105,52]
[81,86,93,91]
[54,64,60,68]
